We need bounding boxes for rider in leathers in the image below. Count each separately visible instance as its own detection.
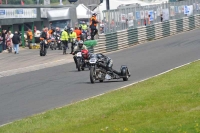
[96,53,112,70]
[96,53,121,76]
[40,28,48,48]
[72,40,88,68]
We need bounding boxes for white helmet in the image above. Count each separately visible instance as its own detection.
[64,26,67,31]
[70,28,74,31]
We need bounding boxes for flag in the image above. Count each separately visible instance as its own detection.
[21,0,24,5]
[84,40,98,48]
[0,0,2,5]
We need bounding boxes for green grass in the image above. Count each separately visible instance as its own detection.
[1,61,200,133]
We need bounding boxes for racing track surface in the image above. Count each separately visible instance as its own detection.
[0,29,200,125]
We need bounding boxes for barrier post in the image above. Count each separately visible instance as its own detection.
[21,23,25,47]
[9,25,13,33]
[32,22,35,44]
[41,21,44,29]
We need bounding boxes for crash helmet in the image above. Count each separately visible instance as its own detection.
[70,28,74,32]
[92,13,97,16]
[82,21,86,24]
[78,40,84,48]
[64,26,68,31]
[81,49,89,59]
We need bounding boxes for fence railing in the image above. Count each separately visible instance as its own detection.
[89,14,200,54]
[100,0,200,34]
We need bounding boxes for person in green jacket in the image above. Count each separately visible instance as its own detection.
[61,26,69,54]
[80,21,88,40]
[69,28,77,54]
[80,21,88,31]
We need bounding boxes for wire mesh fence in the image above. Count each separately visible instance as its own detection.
[100,0,200,34]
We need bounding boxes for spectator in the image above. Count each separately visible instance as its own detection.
[27,29,33,48]
[0,33,2,53]
[34,30,41,43]
[148,15,151,25]
[74,27,82,41]
[144,19,146,26]
[102,17,107,24]
[100,23,104,34]
[34,26,37,33]
[161,14,163,22]
[1,29,8,52]
[110,19,115,31]
[6,31,13,53]
[12,31,21,54]
[125,19,128,29]
[45,27,50,39]
[55,27,61,35]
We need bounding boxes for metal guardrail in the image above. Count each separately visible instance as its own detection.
[89,14,200,54]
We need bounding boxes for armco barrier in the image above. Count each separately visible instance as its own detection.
[93,14,200,54]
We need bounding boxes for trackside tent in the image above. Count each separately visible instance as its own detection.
[47,8,71,21]
[76,4,94,19]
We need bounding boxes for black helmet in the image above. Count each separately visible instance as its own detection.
[92,13,97,16]
[51,27,55,32]
[78,40,84,48]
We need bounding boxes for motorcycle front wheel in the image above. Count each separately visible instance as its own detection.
[77,58,81,71]
[90,66,96,83]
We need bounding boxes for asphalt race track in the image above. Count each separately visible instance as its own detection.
[0,29,200,125]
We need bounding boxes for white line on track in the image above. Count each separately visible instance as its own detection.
[0,59,199,128]
[0,58,74,78]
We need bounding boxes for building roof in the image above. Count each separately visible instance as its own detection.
[75,0,100,10]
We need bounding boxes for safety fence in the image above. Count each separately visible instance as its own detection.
[100,0,200,34]
[88,14,200,53]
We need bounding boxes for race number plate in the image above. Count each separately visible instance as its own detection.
[77,52,82,57]
[89,58,96,63]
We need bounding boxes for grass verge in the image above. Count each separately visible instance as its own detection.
[0,61,200,133]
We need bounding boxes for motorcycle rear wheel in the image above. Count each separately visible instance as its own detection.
[122,68,129,81]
